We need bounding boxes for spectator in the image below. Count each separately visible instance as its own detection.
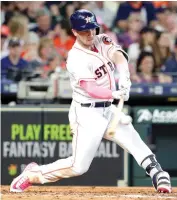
[8,14,28,40]
[153,2,177,46]
[26,2,46,26]
[1,38,29,81]
[49,4,64,27]
[168,1,177,13]
[165,12,177,46]
[1,2,15,25]
[97,16,118,44]
[132,51,172,83]
[132,51,157,83]
[1,25,10,59]
[53,19,75,59]
[42,52,62,78]
[157,32,172,70]
[14,2,28,16]
[161,38,177,77]
[64,3,76,20]
[38,37,55,64]
[3,14,28,50]
[154,6,169,32]
[58,2,76,22]
[128,27,159,71]
[78,2,91,10]
[153,1,169,8]
[59,2,75,19]
[91,2,115,28]
[43,2,65,32]
[22,32,42,69]
[30,7,53,37]
[117,12,143,51]
[114,2,157,32]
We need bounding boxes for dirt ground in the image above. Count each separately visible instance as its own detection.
[1,186,177,200]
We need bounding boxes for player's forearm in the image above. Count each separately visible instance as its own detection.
[80,80,112,99]
[112,51,130,77]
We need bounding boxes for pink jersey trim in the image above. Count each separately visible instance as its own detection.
[78,78,95,85]
[80,80,112,99]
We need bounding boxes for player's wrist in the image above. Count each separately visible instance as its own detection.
[118,71,130,79]
[112,90,123,99]
[112,91,117,99]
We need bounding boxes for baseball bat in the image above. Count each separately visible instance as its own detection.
[106,96,124,136]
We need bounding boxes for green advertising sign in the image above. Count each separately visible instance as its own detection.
[133,107,177,124]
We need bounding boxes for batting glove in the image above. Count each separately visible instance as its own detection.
[117,74,131,101]
[112,88,130,101]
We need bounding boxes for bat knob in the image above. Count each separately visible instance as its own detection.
[108,131,115,137]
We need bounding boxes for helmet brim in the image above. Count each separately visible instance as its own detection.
[73,24,100,35]
[74,23,99,31]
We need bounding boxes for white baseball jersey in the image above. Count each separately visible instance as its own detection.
[66,34,128,103]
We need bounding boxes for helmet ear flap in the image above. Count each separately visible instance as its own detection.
[96,27,100,35]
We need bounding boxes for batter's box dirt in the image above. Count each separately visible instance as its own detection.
[1,186,177,200]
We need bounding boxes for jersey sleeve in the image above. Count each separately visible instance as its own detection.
[97,34,129,62]
[66,53,95,84]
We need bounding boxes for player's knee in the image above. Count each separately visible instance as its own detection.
[72,165,89,176]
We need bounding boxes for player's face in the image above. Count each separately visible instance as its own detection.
[73,29,96,48]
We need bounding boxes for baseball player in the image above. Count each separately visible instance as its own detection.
[10,9,172,193]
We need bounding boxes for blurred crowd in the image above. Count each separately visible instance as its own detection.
[1,1,177,84]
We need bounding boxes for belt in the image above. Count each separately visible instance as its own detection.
[81,101,111,108]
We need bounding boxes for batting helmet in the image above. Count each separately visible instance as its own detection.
[70,9,100,35]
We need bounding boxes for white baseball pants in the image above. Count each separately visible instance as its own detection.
[34,101,152,183]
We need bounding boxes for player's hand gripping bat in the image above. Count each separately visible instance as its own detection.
[106,96,124,136]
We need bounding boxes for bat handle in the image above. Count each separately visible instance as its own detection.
[117,96,124,110]
[106,96,124,136]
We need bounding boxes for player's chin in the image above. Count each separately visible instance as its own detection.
[86,40,94,46]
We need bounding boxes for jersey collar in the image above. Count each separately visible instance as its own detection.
[73,39,99,55]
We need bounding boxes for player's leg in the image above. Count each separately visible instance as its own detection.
[37,106,108,184]
[104,111,171,193]
[10,105,108,192]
